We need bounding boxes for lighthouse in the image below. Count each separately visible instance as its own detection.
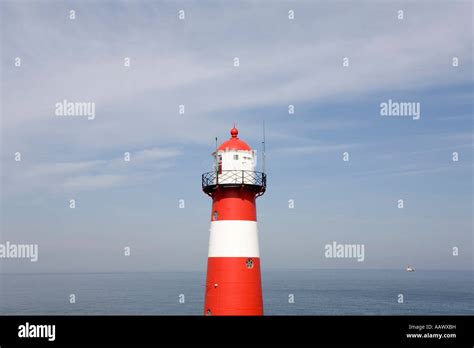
[201,126,266,315]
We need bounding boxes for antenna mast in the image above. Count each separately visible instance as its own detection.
[262,120,266,174]
[215,137,218,171]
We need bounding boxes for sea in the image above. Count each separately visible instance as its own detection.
[1,269,472,315]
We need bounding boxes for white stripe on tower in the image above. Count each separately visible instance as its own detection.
[208,220,260,257]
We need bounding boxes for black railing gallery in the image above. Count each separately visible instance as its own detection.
[202,170,266,195]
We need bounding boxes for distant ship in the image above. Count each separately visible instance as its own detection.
[406,266,415,272]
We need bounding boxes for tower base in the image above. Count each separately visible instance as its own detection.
[204,257,263,316]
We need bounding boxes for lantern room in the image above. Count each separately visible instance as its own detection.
[213,126,257,173]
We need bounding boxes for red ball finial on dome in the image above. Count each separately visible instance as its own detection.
[230,125,238,138]
[217,124,251,151]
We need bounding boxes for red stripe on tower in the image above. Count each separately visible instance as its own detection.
[202,126,266,316]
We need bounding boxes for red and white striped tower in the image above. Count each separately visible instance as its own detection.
[202,126,266,316]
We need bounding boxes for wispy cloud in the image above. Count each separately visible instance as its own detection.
[2,147,183,198]
[1,1,472,156]
[60,174,127,191]
[392,163,473,177]
[276,143,360,156]
[348,162,472,179]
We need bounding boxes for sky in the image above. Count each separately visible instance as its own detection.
[0,0,472,273]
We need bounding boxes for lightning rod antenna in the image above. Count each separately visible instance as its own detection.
[215,136,218,169]
[262,120,266,174]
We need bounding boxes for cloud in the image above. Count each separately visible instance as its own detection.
[1,0,472,157]
[276,143,359,156]
[2,147,183,198]
[347,162,472,179]
[132,147,182,162]
[393,163,473,177]
[60,174,127,191]
[1,1,471,201]
[24,160,106,177]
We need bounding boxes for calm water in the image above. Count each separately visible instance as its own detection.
[1,269,472,315]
